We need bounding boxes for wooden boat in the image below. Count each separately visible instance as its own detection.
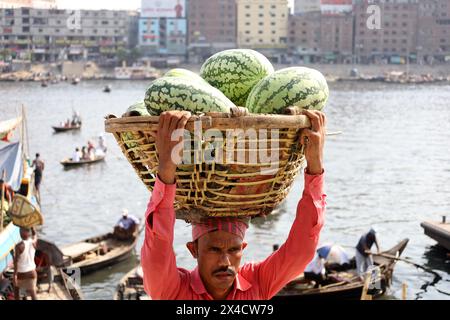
[60,155,105,168]
[273,239,409,300]
[61,224,141,275]
[52,124,81,133]
[421,218,450,251]
[114,265,150,300]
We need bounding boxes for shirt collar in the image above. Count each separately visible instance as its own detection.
[190,267,252,296]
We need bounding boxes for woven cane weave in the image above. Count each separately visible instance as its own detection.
[105,107,310,222]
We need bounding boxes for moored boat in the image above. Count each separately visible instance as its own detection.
[273,239,409,300]
[421,218,450,251]
[114,265,149,300]
[61,223,141,275]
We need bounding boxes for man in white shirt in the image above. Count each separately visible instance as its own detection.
[72,148,81,162]
[303,251,326,287]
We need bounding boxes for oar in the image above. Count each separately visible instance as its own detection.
[371,252,442,280]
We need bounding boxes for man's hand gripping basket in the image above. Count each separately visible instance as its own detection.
[105,106,311,222]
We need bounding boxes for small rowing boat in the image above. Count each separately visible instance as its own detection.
[52,125,81,133]
[273,239,409,300]
[61,224,141,275]
[60,155,105,168]
[114,265,150,300]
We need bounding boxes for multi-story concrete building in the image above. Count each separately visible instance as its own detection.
[138,0,187,57]
[289,0,353,63]
[417,0,450,63]
[187,0,237,62]
[0,7,136,63]
[353,0,420,64]
[236,0,289,50]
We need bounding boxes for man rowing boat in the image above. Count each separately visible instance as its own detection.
[141,110,327,300]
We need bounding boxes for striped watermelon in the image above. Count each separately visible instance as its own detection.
[164,68,206,83]
[246,67,329,114]
[144,76,235,116]
[200,49,274,107]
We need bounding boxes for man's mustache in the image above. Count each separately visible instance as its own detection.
[212,267,236,276]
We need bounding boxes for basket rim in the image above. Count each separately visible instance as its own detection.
[105,112,312,133]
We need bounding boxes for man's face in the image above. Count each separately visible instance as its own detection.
[193,230,247,292]
[20,228,30,240]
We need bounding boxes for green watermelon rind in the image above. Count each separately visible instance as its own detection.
[246,67,329,114]
[144,77,235,116]
[200,49,275,107]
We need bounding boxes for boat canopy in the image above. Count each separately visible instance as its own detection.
[0,142,24,190]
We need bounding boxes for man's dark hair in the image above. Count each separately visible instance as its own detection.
[36,153,40,158]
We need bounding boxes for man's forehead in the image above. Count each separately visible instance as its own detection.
[199,230,243,247]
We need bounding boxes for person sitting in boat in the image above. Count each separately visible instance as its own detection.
[141,110,326,300]
[64,118,71,128]
[114,209,139,240]
[13,227,38,300]
[355,228,380,277]
[71,112,81,126]
[72,147,81,162]
[81,146,89,161]
[303,250,327,288]
[87,141,96,160]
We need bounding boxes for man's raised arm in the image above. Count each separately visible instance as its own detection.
[140,111,191,299]
[250,110,327,299]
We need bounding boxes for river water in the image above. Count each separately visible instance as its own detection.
[0,79,449,300]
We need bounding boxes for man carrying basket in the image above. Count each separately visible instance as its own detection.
[141,110,327,300]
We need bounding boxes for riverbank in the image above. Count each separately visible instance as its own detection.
[1,62,450,84]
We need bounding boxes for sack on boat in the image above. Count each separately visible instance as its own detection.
[105,106,310,222]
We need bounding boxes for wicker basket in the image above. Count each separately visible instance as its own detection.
[105,106,311,222]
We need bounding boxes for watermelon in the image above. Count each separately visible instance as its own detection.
[200,49,274,107]
[144,76,235,115]
[246,67,329,114]
[124,101,149,117]
[164,68,206,83]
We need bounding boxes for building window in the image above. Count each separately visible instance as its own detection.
[245,22,250,26]
[22,26,30,32]
[259,22,263,25]
[246,14,250,17]
[102,21,108,25]
[259,14,263,17]
[258,30,263,34]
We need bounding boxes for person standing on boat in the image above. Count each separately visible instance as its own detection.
[355,228,380,277]
[32,153,44,193]
[141,110,327,300]
[13,227,38,300]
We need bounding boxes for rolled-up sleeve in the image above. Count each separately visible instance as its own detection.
[254,170,326,299]
[140,176,181,299]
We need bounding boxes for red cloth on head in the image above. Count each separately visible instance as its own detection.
[192,217,249,241]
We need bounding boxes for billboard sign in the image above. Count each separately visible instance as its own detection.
[141,0,185,18]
